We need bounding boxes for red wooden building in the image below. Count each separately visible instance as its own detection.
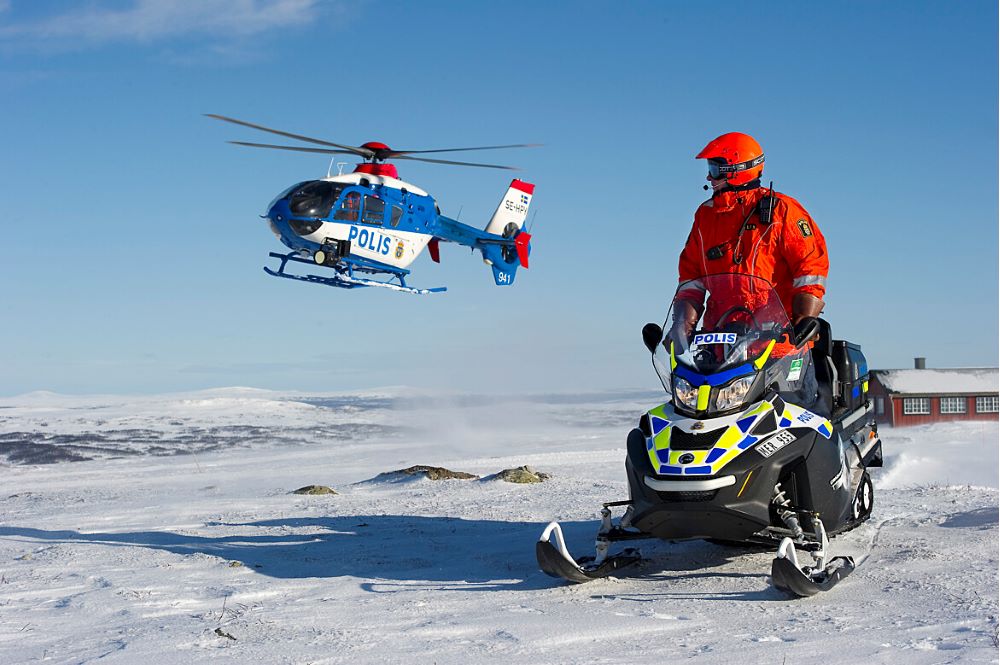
[869,359,999,427]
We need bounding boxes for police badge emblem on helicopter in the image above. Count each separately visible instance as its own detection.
[206,114,538,295]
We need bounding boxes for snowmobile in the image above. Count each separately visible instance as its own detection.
[537,274,882,597]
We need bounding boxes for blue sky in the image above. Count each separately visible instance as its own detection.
[0,0,996,396]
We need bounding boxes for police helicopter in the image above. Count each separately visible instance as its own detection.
[207,114,537,294]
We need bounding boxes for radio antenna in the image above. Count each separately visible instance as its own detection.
[526,209,539,233]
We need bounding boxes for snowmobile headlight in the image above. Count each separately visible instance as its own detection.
[715,375,755,411]
[673,376,699,410]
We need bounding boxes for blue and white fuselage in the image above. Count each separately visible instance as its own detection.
[267,172,435,270]
[265,172,533,289]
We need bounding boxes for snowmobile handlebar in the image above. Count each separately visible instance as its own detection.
[791,317,820,349]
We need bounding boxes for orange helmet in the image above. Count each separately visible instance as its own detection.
[696,132,764,186]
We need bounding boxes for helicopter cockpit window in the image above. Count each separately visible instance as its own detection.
[288,181,344,218]
[334,191,361,222]
[390,205,403,228]
[362,195,385,225]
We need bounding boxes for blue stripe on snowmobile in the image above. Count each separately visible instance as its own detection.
[672,364,754,387]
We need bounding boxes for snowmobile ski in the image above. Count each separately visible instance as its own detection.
[771,533,856,597]
[769,514,856,597]
[771,554,855,597]
[536,521,641,583]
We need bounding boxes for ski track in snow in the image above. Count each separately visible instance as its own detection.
[0,389,996,664]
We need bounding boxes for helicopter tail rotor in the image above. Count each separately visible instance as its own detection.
[485,179,534,236]
[482,179,534,285]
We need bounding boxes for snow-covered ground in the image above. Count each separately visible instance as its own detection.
[0,389,997,664]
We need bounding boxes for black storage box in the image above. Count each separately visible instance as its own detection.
[832,340,870,412]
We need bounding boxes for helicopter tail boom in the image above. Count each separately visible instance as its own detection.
[432,218,531,287]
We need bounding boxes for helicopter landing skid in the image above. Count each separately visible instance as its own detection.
[264,252,446,295]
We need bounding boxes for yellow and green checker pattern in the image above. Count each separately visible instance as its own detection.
[645,398,833,476]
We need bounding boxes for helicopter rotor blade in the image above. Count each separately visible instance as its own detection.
[228,142,519,169]
[385,143,542,158]
[392,154,521,170]
[227,141,362,156]
[205,114,373,157]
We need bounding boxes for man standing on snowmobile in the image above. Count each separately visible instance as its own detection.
[675,132,829,410]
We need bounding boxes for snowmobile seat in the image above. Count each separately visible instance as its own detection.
[811,318,839,415]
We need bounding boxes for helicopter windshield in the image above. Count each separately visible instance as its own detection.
[288,181,345,218]
[653,274,803,383]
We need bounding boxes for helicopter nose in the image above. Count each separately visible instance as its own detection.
[267,217,282,240]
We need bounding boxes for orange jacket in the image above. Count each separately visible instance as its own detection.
[678,187,828,320]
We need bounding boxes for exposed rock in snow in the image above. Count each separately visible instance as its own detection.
[494,465,551,483]
[292,485,337,495]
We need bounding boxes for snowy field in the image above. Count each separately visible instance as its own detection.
[0,388,997,664]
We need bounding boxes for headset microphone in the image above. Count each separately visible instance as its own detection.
[703,184,710,190]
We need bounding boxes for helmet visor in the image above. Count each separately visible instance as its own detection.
[707,159,728,179]
[707,154,764,180]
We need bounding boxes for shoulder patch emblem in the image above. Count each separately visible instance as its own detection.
[796,219,813,238]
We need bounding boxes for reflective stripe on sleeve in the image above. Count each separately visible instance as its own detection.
[793,275,827,288]
[678,278,706,292]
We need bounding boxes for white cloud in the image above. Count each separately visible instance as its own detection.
[0,0,334,47]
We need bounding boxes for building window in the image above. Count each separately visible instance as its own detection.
[939,397,967,414]
[903,397,931,415]
[876,397,884,415]
[976,396,999,413]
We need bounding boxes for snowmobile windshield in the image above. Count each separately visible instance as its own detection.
[653,274,795,384]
